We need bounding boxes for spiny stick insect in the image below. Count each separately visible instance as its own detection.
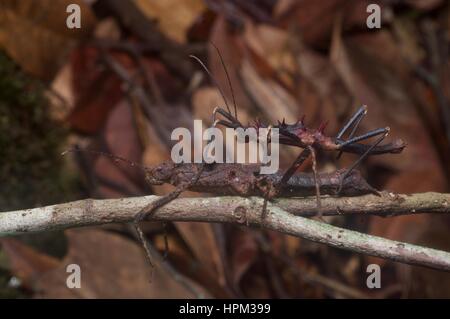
[194,43,406,216]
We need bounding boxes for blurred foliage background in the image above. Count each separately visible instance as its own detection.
[0,0,449,298]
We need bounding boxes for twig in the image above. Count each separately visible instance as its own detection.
[101,53,173,143]
[1,193,450,271]
[100,0,199,81]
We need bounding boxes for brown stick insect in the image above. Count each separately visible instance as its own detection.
[143,161,379,198]
[64,148,378,270]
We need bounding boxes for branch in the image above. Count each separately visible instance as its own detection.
[1,193,450,271]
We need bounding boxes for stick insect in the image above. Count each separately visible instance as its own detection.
[191,44,406,215]
[64,148,378,270]
[143,161,379,198]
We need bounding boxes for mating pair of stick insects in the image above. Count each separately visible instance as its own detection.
[189,47,405,218]
[68,48,405,269]
[132,104,406,227]
[126,106,405,268]
[129,50,405,267]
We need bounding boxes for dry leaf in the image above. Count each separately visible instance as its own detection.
[329,26,448,279]
[392,17,426,66]
[134,0,205,43]
[96,100,145,198]
[330,29,444,174]
[294,44,352,141]
[68,48,126,134]
[406,0,444,10]
[243,21,296,81]
[229,230,258,287]
[174,222,226,286]
[0,0,96,79]
[35,229,204,298]
[240,59,298,124]
[276,0,374,47]
[209,15,254,113]
[0,238,59,287]
[47,62,75,121]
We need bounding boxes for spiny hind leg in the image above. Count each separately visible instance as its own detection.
[337,130,389,194]
[338,127,389,148]
[276,147,323,218]
[336,105,368,158]
[308,146,323,219]
[279,148,311,187]
[336,105,368,139]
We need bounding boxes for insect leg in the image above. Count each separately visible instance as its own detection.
[277,145,323,218]
[336,105,368,139]
[261,187,269,221]
[336,105,368,159]
[133,185,187,270]
[308,146,322,217]
[261,126,274,222]
[134,224,155,272]
[337,129,389,193]
[162,222,169,259]
[338,127,389,148]
[336,138,405,155]
[280,148,311,186]
[135,165,205,268]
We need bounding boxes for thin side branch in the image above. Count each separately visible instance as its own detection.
[1,193,449,271]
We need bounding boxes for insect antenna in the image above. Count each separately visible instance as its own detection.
[62,147,151,172]
[210,42,238,121]
[189,42,238,122]
[189,54,233,118]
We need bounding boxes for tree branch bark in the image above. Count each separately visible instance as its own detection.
[1,192,449,271]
